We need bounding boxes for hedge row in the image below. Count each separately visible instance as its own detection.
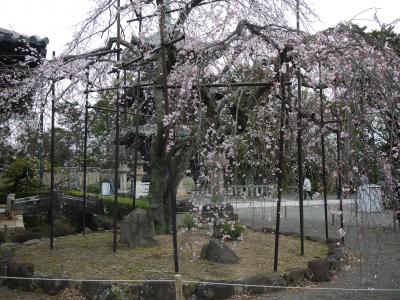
[64,190,150,219]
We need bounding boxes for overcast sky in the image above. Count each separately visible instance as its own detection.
[1,0,399,58]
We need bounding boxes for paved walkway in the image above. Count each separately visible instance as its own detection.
[236,202,400,300]
[232,198,354,208]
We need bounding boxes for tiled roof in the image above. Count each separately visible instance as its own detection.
[0,27,49,48]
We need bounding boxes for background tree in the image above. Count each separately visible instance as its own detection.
[2,156,38,192]
[3,0,399,233]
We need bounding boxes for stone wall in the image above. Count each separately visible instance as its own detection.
[42,164,146,195]
[42,167,100,190]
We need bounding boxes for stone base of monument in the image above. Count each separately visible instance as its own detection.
[120,208,158,248]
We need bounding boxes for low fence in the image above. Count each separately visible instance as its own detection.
[230,184,277,198]
[5,193,105,217]
[61,195,104,215]
[7,194,60,216]
[188,184,278,207]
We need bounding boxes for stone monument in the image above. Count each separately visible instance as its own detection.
[120,209,157,247]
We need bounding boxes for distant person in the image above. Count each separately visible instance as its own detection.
[345,179,355,199]
[303,177,312,200]
[360,172,369,185]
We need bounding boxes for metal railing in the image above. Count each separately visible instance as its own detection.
[230,184,277,198]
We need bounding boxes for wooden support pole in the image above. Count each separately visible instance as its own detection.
[319,63,329,241]
[82,68,89,236]
[49,51,56,250]
[175,274,183,300]
[132,12,142,210]
[336,123,344,244]
[273,52,287,272]
[39,102,44,185]
[113,0,121,254]
[296,0,305,255]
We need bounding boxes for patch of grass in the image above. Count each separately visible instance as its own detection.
[13,230,327,281]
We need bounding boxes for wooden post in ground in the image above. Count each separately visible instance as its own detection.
[175,274,183,300]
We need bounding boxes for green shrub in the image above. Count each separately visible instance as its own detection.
[182,213,195,230]
[87,184,101,194]
[0,192,6,204]
[219,222,246,240]
[54,221,76,236]
[14,231,42,243]
[181,177,196,192]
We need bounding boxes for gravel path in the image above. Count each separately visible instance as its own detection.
[236,201,400,300]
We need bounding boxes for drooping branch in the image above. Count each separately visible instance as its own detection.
[120,34,185,67]
[63,37,135,62]
[172,0,225,40]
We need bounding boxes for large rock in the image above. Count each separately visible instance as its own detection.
[6,262,34,291]
[23,239,41,246]
[80,281,112,299]
[243,273,286,294]
[308,259,331,282]
[130,281,175,300]
[200,239,239,264]
[41,279,69,295]
[0,243,22,257]
[120,208,157,248]
[284,268,306,285]
[196,282,235,299]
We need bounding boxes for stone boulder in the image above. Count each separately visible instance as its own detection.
[6,262,34,291]
[200,239,239,264]
[23,239,41,246]
[79,281,112,299]
[308,259,331,282]
[284,268,306,285]
[120,208,157,248]
[130,281,175,300]
[0,242,22,255]
[41,279,69,295]
[243,273,286,294]
[195,282,235,299]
